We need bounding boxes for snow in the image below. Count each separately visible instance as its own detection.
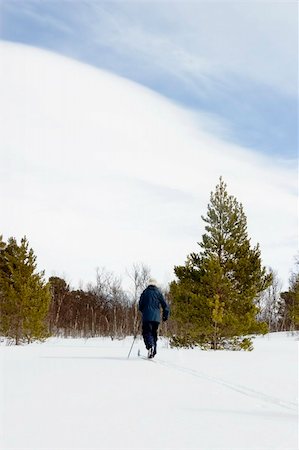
[0,333,297,449]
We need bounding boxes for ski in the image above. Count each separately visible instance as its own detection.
[139,355,156,362]
[137,350,156,362]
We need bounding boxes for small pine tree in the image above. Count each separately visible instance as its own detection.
[0,236,51,344]
[170,178,271,350]
[279,264,299,331]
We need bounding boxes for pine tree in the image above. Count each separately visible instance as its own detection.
[0,236,51,344]
[170,178,271,350]
[278,264,299,331]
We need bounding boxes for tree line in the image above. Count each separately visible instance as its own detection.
[47,266,154,339]
[0,178,298,348]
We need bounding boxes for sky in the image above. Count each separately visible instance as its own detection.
[1,0,298,158]
[0,1,298,291]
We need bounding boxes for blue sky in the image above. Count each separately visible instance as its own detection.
[1,0,297,159]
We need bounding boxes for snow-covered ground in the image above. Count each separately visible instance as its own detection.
[0,332,297,450]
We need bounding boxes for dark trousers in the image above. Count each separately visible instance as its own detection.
[142,321,159,350]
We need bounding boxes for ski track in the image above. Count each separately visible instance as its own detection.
[139,356,297,413]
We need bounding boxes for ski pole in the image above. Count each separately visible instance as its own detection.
[127,320,141,359]
[127,335,137,359]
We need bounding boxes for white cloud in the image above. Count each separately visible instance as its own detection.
[0,41,297,289]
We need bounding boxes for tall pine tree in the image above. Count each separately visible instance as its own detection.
[0,236,51,344]
[170,178,271,350]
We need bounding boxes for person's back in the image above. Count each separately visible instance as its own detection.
[139,279,169,358]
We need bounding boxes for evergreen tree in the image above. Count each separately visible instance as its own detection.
[278,264,299,331]
[0,236,51,344]
[170,178,271,350]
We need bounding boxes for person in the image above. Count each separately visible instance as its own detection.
[138,278,170,358]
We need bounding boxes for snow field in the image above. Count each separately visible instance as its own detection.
[0,333,297,450]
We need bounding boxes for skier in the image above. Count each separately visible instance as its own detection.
[139,279,170,358]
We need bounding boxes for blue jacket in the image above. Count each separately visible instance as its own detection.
[139,285,170,323]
